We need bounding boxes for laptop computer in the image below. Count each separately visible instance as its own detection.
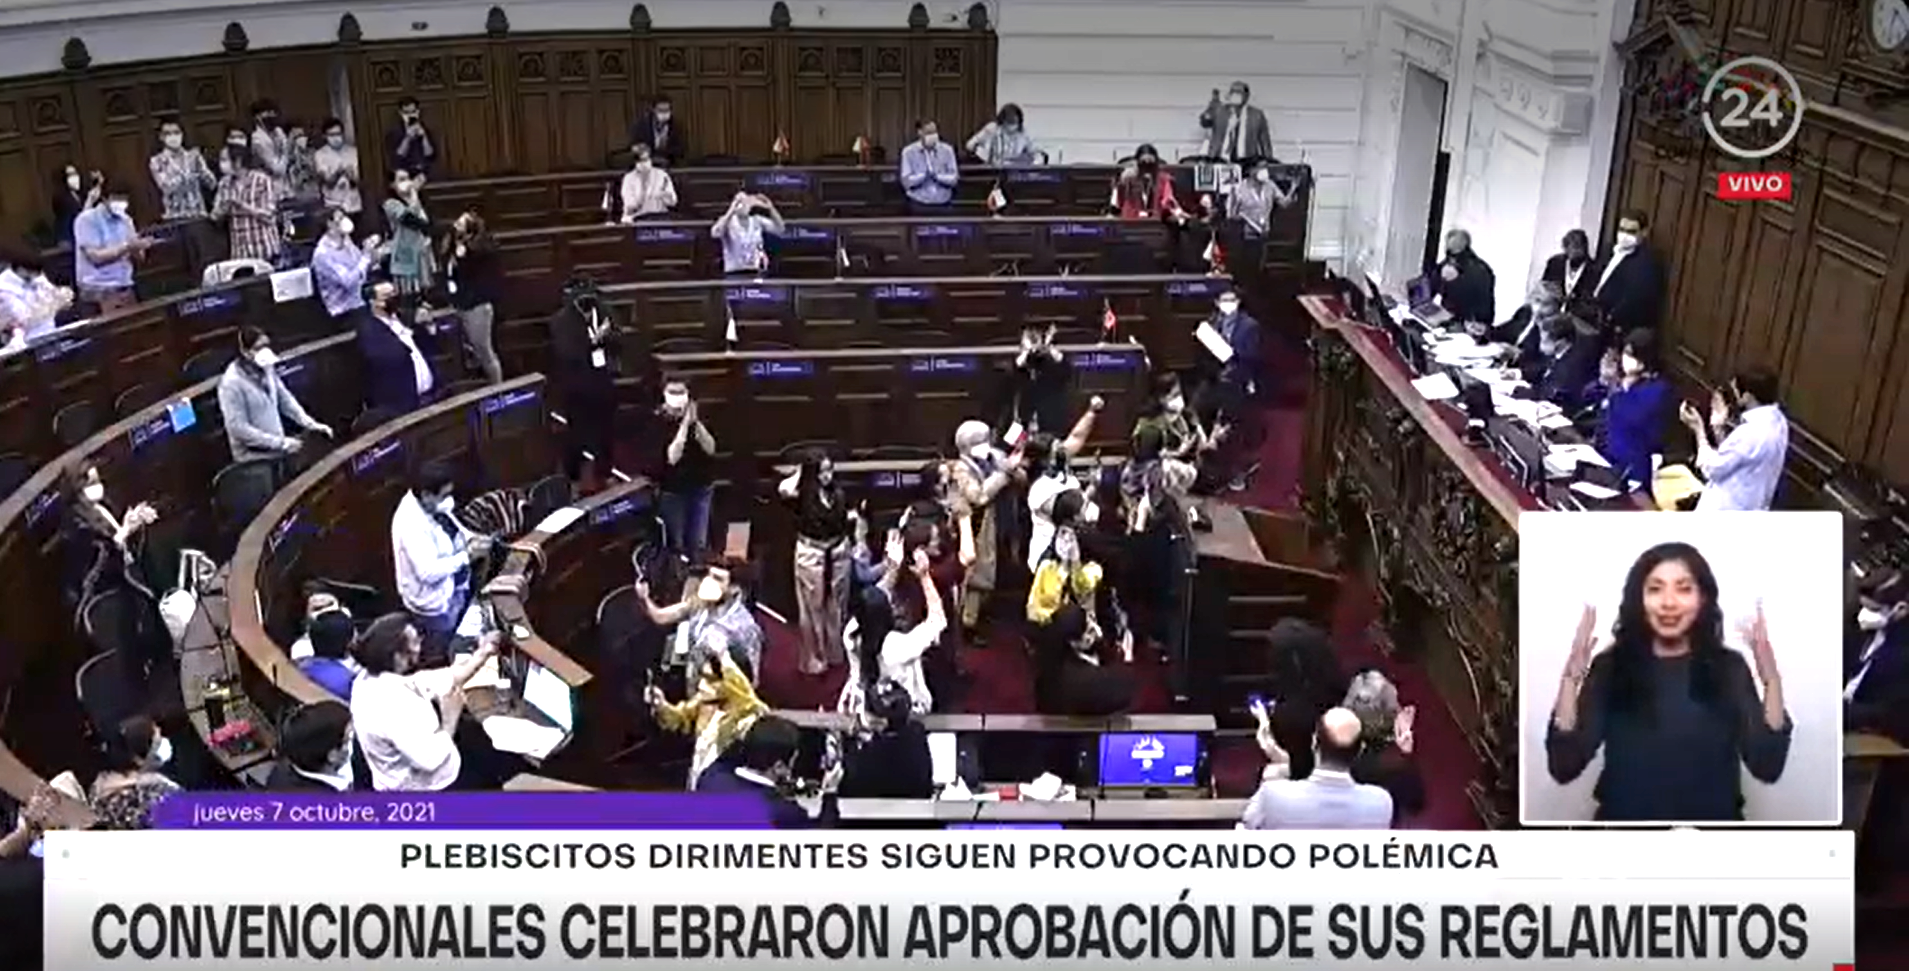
[1405,275,1453,326]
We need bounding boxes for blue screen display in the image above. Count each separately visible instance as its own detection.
[1097,733,1200,787]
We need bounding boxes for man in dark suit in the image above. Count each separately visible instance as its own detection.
[629,97,684,168]
[697,716,839,828]
[1192,287,1261,490]
[548,275,621,489]
[355,278,438,418]
[1490,282,1563,374]
[265,700,358,792]
[1540,229,1598,310]
[1592,209,1666,341]
[1528,313,1602,413]
[1432,229,1495,327]
[384,96,438,179]
[1848,569,1909,739]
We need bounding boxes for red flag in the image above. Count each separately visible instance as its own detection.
[1203,235,1226,275]
[986,183,1007,214]
[1101,299,1117,340]
[772,132,790,159]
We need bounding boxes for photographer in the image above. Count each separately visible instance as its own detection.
[549,276,621,489]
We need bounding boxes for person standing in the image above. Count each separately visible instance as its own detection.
[1193,289,1258,469]
[1431,228,1494,326]
[385,97,438,178]
[0,247,72,348]
[548,279,620,489]
[51,163,102,246]
[442,210,503,384]
[312,118,363,223]
[390,463,487,649]
[147,119,222,272]
[651,379,717,558]
[249,99,292,201]
[965,104,1042,167]
[350,616,502,791]
[629,97,683,168]
[382,169,434,296]
[1200,81,1275,163]
[1241,707,1394,829]
[778,450,852,677]
[216,325,333,465]
[356,278,436,416]
[1541,229,1598,309]
[1679,367,1789,512]
[619,144,678,220]
[1112,144,1182,222]
[310,208,381,323]
[710,191,783,277]
[1223,159,1289,282]
[214,147,281,263]
[899,119,960,213]
[1594,210,1667,338]
[71,182,152,314]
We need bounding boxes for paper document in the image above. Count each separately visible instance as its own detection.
[928,732,959,786]
[482,716,566,759]
[1547,442,1612,469]
[1410,373,1459,401]
[1193,322,1234,363]
[1538,413,1576,430]
[269,268,313,303]
[531,505,585,536]
[1570,481,1621,500]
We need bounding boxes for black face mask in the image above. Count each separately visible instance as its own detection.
[1138,159,1158,171]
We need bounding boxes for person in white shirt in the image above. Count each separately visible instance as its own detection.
[1241,706,1394,830]
[1022,400,1105,571]
[838,549,946,719]
[1678,366,1789,511]
[0,248,72,349]
[619,143,678,221]
[349,612,501,791]
[311,117,363,218]
[390,462,489,654]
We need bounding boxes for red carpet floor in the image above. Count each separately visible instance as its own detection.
[745,394,1485,828]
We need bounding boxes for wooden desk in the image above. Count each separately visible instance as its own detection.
[1846,731,1909,838]
[430,164,1315,235]
[227,376,561,712]
[0,332,361,786]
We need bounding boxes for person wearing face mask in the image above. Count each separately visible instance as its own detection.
[1527,311,1601,413]
[620,144,679,220]
[1222,159,1291,281]
[382,167,435,295]
[312,118,363,220]
[1678,366,1789,512]
[839,552,947,718]
[212,146,281,263]
[637,555,765,694]
[1847,569,1909,737]
[266,700,358,791]
[441,209,504,384]
[1036,601,1136,718]
[0,246,73,348]
[1491,282,1563,374]
[899,119,960,212]
[779,450,853,677]
[247,98,291,200]
[1541,229,1599,309]
[649,379,719,556]
[966,103,1042,167]
[646,651,767,790]
[1593,209,1666,338]
[58,462,159,619]
[1027,490,1129,679]
[311,207,382,319]
[50,163,103,245]
[1112,143,1183,222]
[1589,328,1674,491]
[1022,401,1106,572]
[385,96,438,179]
[217,325,332,464]
[357,277,437,415]
[1431,228,1495,326]
[698,714,842,828]
[71,182,152,314]
[350,613,505,791]
[994,323,1072,441]
[629,97,682,169]
[1132,372,1225,485]
[711,190,784,276]
[1200,81,1274,163]
[89,715,181,829]
[148,120,221,271]
[947,420,1024,629]
[283,122,320,205]
[548,277,621,488]
[391,463,491,653]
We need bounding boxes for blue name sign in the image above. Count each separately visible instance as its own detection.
[908,355,979,375]
[873,284,934,301]
[869,470,927,490]
[268,512,300,555]
[751,171,811,190]
[278,360,309,385]
[784,225,834,244]
[727,285,788,305]
[747,360,814,379]
[128,413,175,451]
[589,496,641,527]
[1167,279,1228,298]
[177,289,242,318]
[33,336,89,364]
[914,224,966,240]
[1028,282,1087,300]
[351,438,403,476]
[1053,222,1104,238]
[1076,351,1141,371]
[633,227,695,244]
[480,387,539,416]
[1004,170,1063,184]
[26,490,57,527]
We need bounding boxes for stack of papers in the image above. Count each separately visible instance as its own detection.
[1546,442,1612,469]
[1410,372,1459,401]
[482,716,566,758]
[1570,481,1621,500]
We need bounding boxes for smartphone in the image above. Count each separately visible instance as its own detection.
[1247,693,1273,713]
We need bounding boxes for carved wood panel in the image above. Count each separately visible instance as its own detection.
[509,40,639,173]
[783,38,906,159]
[0,83,81,244]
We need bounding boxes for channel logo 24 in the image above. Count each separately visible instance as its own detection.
[1701,56,1805,201]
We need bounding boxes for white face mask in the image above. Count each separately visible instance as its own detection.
[968,443,993,460]
[435,495,456,515]
[1164,395,1185,414]
[663,391,690,412]
[1216,300,1239,316]
[162,133,183,149]
[335,216,354,236]
[654,112,670,124]
[634,159,652,171]
[149,735,173,767]
[921,133,940,147]
[1080,501,1100,526]
[252,348,279,368]
[1614,231,1639,251]
[695,575,727,603]
[1255,169,1271,183]
[1620,353,1641,376]
[1859,607,1893,631]
[219,158,234,177]
[66,173,81,191]
[327,134,344,148]
[1229,92,1246,106]
[82,482,105,503]
[108,200,129,217]
[394,180,414,196]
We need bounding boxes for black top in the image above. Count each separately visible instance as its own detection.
[698,761,836,828]
[547,304,620,392]
[786,484,849,543]
[1546,650,1791,822]
[385,123,437,177]
[264,760,341,792]
[1350,741,1426,823]
[52,188,87,245]
[448,239,501,310]
[1434,253,1497,325]
[991,352,1073,437]
[647,413,713,493]
[838,723,935,799]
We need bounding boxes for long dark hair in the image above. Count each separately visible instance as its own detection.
[1606,541,1729,715]
[1267,618,1340,703]
[852,586,895,693]
[796,447,836,508]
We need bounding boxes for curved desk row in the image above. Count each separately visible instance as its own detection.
[0,331,362,806]
[431,163,1314,229]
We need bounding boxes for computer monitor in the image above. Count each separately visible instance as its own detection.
[1406,275,1434,307]
[522,662,575,734]
[1096,733,1202,788]
[1364,274,1385,308]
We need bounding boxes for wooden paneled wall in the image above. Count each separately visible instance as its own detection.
[1604,0,1909,507]
[0,3,997,240]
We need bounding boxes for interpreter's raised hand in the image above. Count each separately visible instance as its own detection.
[1736,598,1780,687]
[1394,705,1417,755]
[1565,603,1598,680]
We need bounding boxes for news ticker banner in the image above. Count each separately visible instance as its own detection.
[44,829,1852,970]
[146,792,772,830]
